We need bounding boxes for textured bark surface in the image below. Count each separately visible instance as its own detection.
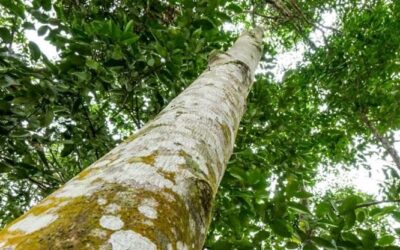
[0,28,263,250]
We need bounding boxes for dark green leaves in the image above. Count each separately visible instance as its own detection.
[270,219,292,238]
[60,144,74,157]
[288,202,311,215]
[37,25,50,36]
[226,4,242,14]
[286,242,300,249]
[22,22,35,30]
[0,28,12,43]
[192,18,215,30]
[28,41,41,61]
[339,196,362,214]
[359,229,377,248]
[312,237,335,249]
[40,110,54,127]
[41,0,51,11]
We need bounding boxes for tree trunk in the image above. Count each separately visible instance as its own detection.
[360,112,400,170]
[0,28,263,250]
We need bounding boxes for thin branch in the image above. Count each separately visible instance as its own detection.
[251,0,256,28]
[355,199,400,209]
[316,22,340,34]
[49,149,66,183]
[247,11,278,20]
[7,106,41,134]
[81,100,100,159]
[266,0,317,49]
[134,94,142,129]
[26,176,51,192]
[96,64,164,133]
[287,0,340,44]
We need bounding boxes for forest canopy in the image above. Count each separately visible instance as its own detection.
[0,0,400,249]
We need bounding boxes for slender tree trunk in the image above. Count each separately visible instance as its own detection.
[360,112,400,170]
[0,28,263,250]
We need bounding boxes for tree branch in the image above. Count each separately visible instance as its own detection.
[26,176,51,192]
[360,112,400,171]
[355,199,400,209]
[81,100,100,159]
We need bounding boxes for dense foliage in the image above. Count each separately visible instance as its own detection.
[0,0,399,249]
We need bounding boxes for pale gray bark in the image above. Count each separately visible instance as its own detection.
[0,28,264,250]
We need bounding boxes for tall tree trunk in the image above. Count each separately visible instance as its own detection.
[0,28,263,250]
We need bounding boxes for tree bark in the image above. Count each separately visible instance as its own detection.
[360,112,400,171]
[0,28,263,249]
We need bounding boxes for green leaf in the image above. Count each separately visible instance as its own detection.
[61,144,74,157]
[344,210,356,229]
[288,202,311,214]
[41,0,51,11]
[371,206,396,219]
[0,28,12,43]
[124,20,134,33]
[121,35,139,45]
[111,47,124,60]
[12,97,34,105]
[359,229,377,247]
[356,210,366,223]
[294,191,313,199]
[0,100,11,112]
[392,211,400,222]
[286,242,300,249]
[22,22,35,30]
[147,58,155,67]
[28,41,41,61]
[72,71,90,81]
[342,232,362,245]
[40,110,54,127]
[210,241,233,250]
[37,25,49,36]
[312,237,335,248]
[192,18,215,30]
[316,202,331,217]
[377,235,395,246]
[303,242,318,250]
[339,196,360,214]
[228,167,246,182]
[0,162,11,173]
[226,3,243,13]
[10,129,30,138]
[86,58,100,70]
[253,230,270,243]
[270,219,292,238]
[228,214,242,239]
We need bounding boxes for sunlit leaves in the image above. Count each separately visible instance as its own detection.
[378,235,396,246]
[0,0,25,18]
